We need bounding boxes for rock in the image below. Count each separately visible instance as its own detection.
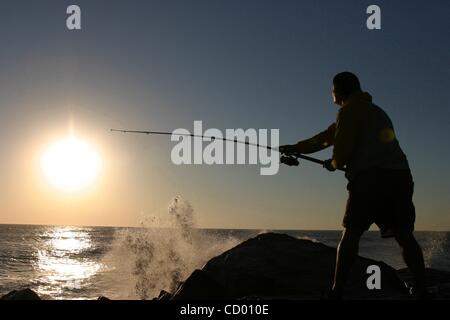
[171,269,230,300]
[171,232,414,300]
[155,290,172,300]
[97,296,110,300]
[1,288,41,300]
[397,268,450,299]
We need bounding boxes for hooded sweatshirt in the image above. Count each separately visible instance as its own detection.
[296,91,410,180]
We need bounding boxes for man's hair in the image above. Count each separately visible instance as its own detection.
[333,72,361,99]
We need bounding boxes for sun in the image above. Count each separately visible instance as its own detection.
[41,136,102,192]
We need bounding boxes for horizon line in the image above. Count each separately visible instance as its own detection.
[0,222,448,232]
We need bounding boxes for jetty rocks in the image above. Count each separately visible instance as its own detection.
[167,232,450,300]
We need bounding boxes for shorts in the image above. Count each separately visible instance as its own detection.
[343,168,416,238]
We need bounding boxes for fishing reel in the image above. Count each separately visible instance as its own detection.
[280,154,300,166]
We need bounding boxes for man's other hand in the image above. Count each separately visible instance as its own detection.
[279,144,299,156]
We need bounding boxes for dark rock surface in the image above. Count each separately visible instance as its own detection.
[169,232,450,300]
[171,269,230,300]
[1,288,41,300]
[398,267,450,298]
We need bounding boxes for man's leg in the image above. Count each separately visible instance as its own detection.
[331,227,365,296]
[394,231,426,294]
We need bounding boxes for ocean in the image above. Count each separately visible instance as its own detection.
[0,224,449,300]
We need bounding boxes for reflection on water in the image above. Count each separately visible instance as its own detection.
[34,227,104,299]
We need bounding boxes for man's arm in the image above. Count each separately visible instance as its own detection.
[280,124,335,155]
[296,123,336,154]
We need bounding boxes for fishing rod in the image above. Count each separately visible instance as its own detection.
[110,128,341,170]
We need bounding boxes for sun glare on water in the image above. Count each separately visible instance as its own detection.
[41,136,102,192]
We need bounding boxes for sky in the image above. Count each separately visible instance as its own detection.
[0,0,449,230]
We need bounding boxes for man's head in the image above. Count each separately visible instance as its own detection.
[332,72,362,107]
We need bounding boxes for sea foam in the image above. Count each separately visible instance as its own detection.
[104,196,239,299]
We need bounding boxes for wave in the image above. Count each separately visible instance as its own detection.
[296,235,321,243]
[103,196,240,299]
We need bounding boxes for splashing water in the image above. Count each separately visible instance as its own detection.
[105,196,239,299]
[423,232,449,269]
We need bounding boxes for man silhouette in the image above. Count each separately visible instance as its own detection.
[280,72,427,299]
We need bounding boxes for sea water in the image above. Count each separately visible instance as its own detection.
[1,197,449,300]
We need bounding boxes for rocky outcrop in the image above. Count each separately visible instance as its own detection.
[171,269,230,300]
[0,288,41,300]
[167,232,449,300]
[398,267,450,298]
